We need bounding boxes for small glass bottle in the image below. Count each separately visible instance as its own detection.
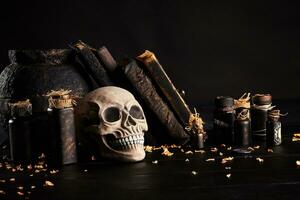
[47,90,77,167]
[266,110,285,147]
[213,96,235,144]
[234,109,251,147]
[8,100,33,163]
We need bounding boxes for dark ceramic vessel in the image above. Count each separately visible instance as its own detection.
[0,49,93,144]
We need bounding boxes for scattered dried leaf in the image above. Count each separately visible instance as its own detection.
[221,157,234,164]
[195,150,205,154]
[185,151,193,154]
[50,170,59,174]
[161,147,174,157]
[267,149,274,153]
[256,157,264,163]
[205,158,215,162]
[144,146,153,153]
[248,147,255,151]
[44,180,54,187]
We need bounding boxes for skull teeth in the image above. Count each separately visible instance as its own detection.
[107,134,144,149]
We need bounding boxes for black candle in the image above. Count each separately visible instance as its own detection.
[213,96,235,144]
[251,94,273,140]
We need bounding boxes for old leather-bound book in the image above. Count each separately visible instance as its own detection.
[121,59,189,145]
[136,51,204,135]
[71,41,113,87]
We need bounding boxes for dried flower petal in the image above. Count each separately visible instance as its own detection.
[50,170,59,174]
[191,171,198,175]
[225,167,231,170]
[161,147,174,157]
[84,169,88,172]
[0,179,5,183]
[17,191,24,196]
[256,157,264,163]
[185,158,190,162]
[294,133,300,137]
[31,185,36,189]
[227,146,232,151]
[292,137,300,142]
[185,151,193,154]
[211,147,218,152]
[195,150,205,154]
[248,147,255,151]
[17,186,24,190]
[267,149,274,153]
[296,160,300,166]
[9,178,15,182]
[0,190,5,195]
[226,174,231,179]
[44,180,54,187]
[152,160,158,164]
[180,149,185,153]
[219,152,224,156]
[38,153,46,159]
[221,157,234,164]
[205,158,215,162]
[254,145,260,149]
[144,146,153,153]
[221,144,226,147]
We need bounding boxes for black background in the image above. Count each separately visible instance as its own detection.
[0,0,299,106]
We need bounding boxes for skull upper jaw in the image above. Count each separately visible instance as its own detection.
[98,134,146,162]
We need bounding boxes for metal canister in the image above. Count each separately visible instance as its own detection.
[213,96,235,144]
[251,94,273,140]
[47,90,77,166]
[8,100,32,163]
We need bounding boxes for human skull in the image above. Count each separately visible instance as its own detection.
[79,86,148,162]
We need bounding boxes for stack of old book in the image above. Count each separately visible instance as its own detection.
[71,41,205,146]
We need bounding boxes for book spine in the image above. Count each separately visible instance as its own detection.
[71,41,113,87]
[93,46,118,72]
[136,51,192,127]
[123,60,189,144]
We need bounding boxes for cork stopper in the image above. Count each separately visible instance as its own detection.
[9,99,32,117]
[47,89,76,109]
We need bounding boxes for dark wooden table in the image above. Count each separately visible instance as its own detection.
[1,99,300,200]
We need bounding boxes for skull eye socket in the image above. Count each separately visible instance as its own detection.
[129,105,144,120]
[103,107,121,123]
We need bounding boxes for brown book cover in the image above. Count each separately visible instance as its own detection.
[122,59,189,144]
[136,51,204,135]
